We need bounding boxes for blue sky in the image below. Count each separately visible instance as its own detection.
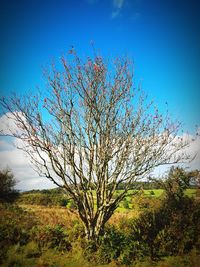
[1,0,200,131]
[0,0,200,189]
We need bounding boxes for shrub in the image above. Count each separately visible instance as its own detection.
[24,241,41,258]
[67,199,77,210]
[59,198,69,207]
[0,168,19,203]
[68,219,85,242]
[0,203,38,264]
[158,198,200,256]
[83,225,127,265]
[17,191,69,207]
[122,198,130,209]
[32,224,72,251]
[150,190,155,196]
[127,192,200,260]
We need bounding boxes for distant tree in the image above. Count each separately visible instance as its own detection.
[159,167,199,202]
[0,168,18,202]
[0,48,193,242]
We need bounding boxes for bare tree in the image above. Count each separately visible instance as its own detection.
[0,49,192,241]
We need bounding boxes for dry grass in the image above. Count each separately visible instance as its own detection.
[109,209,141,225]
[19,203,142,229]
[19,204,142,226]
[19,204,80,228]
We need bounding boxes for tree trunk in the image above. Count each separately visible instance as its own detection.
[82,208,115,243]
[84,218,105,243]
[76,194,119,243]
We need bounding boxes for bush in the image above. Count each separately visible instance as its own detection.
[158,198,200,256]
[59,198,69,207]
[122,198,130,209]
[32,224,72,251]
[67,199,77,210]
[83,225,128,265]
[0,203,38,264]
[68,219,85,242]
[24,241,41,258]
[97,226,127,264]
[150,190,155,196]
[17,190,69,207]
[127,192,200,260]
[0,168,19,203]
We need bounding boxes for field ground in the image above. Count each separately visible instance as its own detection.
[116,188,196,211]
[17,187,197,224]
[1,202,200,267]
[17,189,197,212]
[118,188,196,198]
[1,188,199,267]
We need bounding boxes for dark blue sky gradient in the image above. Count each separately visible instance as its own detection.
[1,0,200,131]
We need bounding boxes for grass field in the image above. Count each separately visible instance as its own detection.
[1,198,200,267]
[1,187,199,267]
[116,188,197,211]
[17,188,197,213]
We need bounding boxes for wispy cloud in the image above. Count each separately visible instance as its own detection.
[111,0,125,19]
[113,0,124,9]
[111,9,121,19]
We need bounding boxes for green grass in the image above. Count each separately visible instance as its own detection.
[4,243,200,267]
[185,188,197,197]
[143,189,164,197]
[115,189,197,212]
[115,189,164,198]
[17,188,197,214]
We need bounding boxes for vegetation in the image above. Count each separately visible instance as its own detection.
[17,188,70,207]
[0,168,19,202]
[0,167,200,266]
[0,49,194,242]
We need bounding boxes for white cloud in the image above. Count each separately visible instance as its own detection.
[0,112,63,191]
[0,113,199,191]
[0,111,26,136]
[0,138,55,191]
[183,131,200,170]
[0,112,17,135]
[0,112,55,191]
[0,139,14,151]
[152,129,200,177]
[0,132,199,191]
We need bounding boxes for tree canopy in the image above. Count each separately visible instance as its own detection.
[0,49,192,241]
[0,168,18,202]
